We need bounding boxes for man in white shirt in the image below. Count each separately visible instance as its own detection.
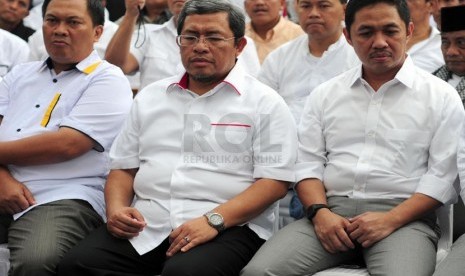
[433,7,465,275]
[57,1,296,276]
[406,0,444,72]
[259,0,359,124]
[0,0,133,275]
[433,5,465,106]
[28,0,118,62]
[242,0,464,275]
[258,0,359,227]
[0,28,29,77]
[106,0,260,90]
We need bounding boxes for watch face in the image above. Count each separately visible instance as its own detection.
[209,213,223,226]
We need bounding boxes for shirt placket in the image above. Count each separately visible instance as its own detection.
[353,84,384,198]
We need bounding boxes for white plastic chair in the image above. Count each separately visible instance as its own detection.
[0,243,9,276]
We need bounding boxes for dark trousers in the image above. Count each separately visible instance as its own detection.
[57,224,265,276]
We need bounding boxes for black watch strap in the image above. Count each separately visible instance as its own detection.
[306,204,329,220]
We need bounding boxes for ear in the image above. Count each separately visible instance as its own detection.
[93,25,103,43]
[406,21,414,40]
[343,27,352,46]
[235,37,247,57]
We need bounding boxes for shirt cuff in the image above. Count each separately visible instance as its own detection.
[415,174,457,205]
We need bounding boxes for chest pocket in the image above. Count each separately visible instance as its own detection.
[385,129,430,177]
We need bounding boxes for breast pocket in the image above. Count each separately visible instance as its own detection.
[211,125,253,154]
[384,129,431,177]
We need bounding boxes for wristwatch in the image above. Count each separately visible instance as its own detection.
[204,211,225,232]
[306,204,329,221]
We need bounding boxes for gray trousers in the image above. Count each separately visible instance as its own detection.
[433,233,465,276]
[0,199,103,276]
[241,196,440,276]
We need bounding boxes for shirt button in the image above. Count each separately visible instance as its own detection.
[53,79,57,83]
[35,104,40,108]
[367,131,375,137]
[16,129,21,132]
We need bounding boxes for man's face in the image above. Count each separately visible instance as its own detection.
[0,0,30,25]
[296,0,345,42]
[407,0,432,25]
[179,12,246,87]
[167,0,186,17]
[244,0,283,28]
[43,0,103,70]
[441,30,465,76]
[344,3,413,78]
[432,0,465,29]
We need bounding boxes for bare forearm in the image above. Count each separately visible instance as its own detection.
[104,169,137,216]
[296,178,327,209]
[387,193,441,229]
[105,14,138,73]
[0,128,93,166]
[213,178,289,228]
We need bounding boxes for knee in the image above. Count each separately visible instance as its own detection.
[9,250,60,276]
[56,246,93,275]
[241,262,268,276]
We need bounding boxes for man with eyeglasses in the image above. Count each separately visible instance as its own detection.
[105,0,260,91]
[57,1,297,275]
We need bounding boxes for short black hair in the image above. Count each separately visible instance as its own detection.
[177,0,245,45]
[42,0,105,26]
[345,0,410,36]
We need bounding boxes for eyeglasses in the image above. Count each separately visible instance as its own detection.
[176,35,236,47]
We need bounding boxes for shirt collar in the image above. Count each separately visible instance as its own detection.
[165,17,177,36]
[38,50,102,75]
[349,55,415,89]
[167,62,245,96]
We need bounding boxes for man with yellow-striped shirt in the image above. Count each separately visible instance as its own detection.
[0,0,133,275]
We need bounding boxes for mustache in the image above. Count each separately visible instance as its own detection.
[369,51,392,58]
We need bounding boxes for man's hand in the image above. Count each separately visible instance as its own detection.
[106,207,146,239]
[0,178,35,215]
[125,0,145,18]
[347,212,399,248]
[166,216,218,257]
[312,208,355,254]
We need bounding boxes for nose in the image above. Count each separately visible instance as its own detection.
[53,22,68,36]
[192,37,209,52]
[372,32,388,49]
[308,6,321,18]
[445,44,460,57]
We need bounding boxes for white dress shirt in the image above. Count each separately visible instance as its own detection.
[0,51,133,219]
[296,57,464,205]
[408,27,444,73]
[0,29,29,77]
[131,18,261,89]
[110,63,297,255]
[259,34,360,123]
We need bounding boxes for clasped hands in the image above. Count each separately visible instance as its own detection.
[312,209,400,254]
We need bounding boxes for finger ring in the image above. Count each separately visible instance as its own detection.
[183,236,190,243]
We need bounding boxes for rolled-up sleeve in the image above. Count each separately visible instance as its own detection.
[416,92,464,204]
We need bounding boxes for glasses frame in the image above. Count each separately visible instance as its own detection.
[176,35,236,47]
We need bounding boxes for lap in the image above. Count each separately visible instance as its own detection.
[8,199,103,276]
[241,218,359,276]
[59,224,263,276]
